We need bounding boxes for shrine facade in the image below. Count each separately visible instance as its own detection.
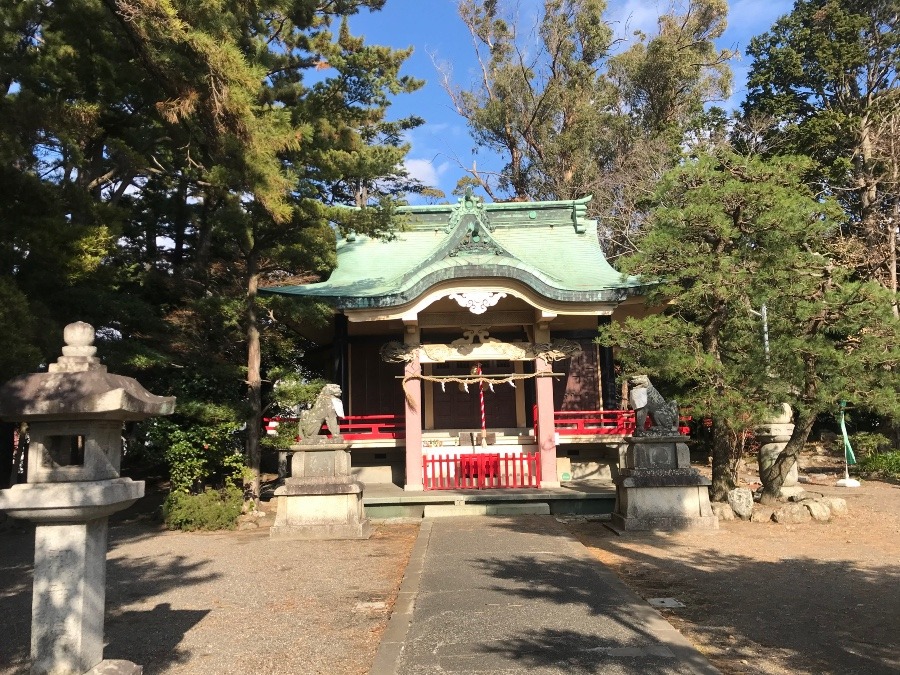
[264,192,652,491]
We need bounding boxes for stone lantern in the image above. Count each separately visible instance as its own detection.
[755,403,801,498]
[0,321,175,675]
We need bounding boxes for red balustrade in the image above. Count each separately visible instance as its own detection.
[553,409,636,435]
[423,452,541,490]
[265,409,689,443]
[263,414,406,441]
[553,409,691,436]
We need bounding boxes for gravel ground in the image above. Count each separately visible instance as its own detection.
[0,511,418,675]
[567,477,900,675]
[2,458,897,675]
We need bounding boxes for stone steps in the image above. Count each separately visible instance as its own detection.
[423,502,551,518]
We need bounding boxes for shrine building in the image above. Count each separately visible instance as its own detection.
[264,191,653,491]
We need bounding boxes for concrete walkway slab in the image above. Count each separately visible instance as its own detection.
[372,515,718,674]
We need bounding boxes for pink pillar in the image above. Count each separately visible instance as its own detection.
[403,356,424,491]
[534,356,559,488]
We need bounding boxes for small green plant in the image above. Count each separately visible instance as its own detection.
[857,451,900,480]
[848,432,892,459]
[144,416,245,493]
[162,486,243,531]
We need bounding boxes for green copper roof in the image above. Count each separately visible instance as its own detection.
[263,192,642,309]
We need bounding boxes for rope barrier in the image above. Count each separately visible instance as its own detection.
[397,371,563,411]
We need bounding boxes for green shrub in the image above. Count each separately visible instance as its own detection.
[162,486,243,531]
[857,451,900,480]
[144,417,245,493]
[848,432,892,459]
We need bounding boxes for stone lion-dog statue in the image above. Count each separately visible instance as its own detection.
[628,375,679,435]
[297,383,345,443]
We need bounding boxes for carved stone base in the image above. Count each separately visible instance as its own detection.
[289,443,351,480]
[611,480,718,532]
[612,435,717,532]
[619,435,691,471]
[270,479,371,541]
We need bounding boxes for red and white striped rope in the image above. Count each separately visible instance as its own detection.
[477,363,486,443]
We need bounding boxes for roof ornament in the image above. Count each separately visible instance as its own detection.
[445,185,494,234]
[448,291,507,314]
[447,220,502,257]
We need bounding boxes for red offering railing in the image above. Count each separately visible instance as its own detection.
[554,409,635,435]
[337,414,406,440]
[264,414,405,441]
[266,410,689,442]
[552,409,691,436]
[423,452,541,490]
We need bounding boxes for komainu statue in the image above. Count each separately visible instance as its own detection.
[297,383,344,443]
[628,375,679,435]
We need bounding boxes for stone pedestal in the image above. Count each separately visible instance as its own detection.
[0,480,144,675]
[611,435,717,532]
[756,404,801,498]
[270,443,371,540]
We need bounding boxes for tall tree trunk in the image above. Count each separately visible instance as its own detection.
[710,419,734,502]
[171,176,189,276]
[0,422,14,488]
[703,305,729,501]
[758,410,816,505]
[244,250,262,507]
[890,194,898,319]
[760,354,819,504]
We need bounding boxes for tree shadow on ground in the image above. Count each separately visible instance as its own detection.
[0,522,217,674]
[477,627,697,674]
[468,542,711,673]
[481,516,899,674]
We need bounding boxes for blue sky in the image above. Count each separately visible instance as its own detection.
[349,0,795,199]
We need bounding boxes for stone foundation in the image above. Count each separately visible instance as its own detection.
[270,443,371,540]
[271,479,371,540]
[612,435,717,532]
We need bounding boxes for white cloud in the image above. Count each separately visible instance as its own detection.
[606,0,665,48]
[405,158,452,188]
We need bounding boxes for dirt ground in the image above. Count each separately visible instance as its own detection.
[2,454,898,675]
[0,510,418,675]
[567,453,900,675]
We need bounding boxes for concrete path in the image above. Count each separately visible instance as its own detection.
[371,516,719,675]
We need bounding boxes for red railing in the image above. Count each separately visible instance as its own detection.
[554,409,636,435]
[423,452,541,490]
[266,410,689,442]
[264,414,405,441]
[549,409,691,436]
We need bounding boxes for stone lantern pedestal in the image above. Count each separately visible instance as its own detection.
[611,434,718,532]
[0,322,175,675]
[756,403,801,498]
[271,441,371,540]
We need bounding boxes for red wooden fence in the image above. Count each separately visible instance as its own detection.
[551,409,691,436]
[264,414,405,441]
[423,452,541,490]
[554,409,635,435]
[266,410,689,442]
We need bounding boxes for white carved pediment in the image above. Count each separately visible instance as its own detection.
[447,291,507,314]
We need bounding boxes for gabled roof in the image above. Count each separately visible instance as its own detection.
[262,192,641,310]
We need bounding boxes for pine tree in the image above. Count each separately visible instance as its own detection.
[743,0,900,301]
[0,1,423,501]
[603,148,900,501]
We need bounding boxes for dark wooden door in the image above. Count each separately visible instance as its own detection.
[431,361,517,429]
